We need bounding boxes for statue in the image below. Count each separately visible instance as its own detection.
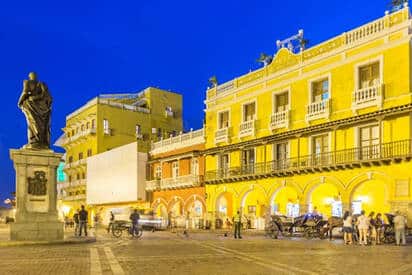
[18,72,52,149]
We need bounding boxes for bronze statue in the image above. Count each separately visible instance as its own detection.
[18,72,52,149]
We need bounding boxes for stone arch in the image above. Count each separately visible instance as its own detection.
[238,183,269,207]
[303,176,346,204]
[167,196,185,216]
[269,182,303,216]
[347,171,393,215]
[184,194,206,214]
[215,191,234,219]
[151,197,168,210]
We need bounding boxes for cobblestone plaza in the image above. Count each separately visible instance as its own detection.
[0,225,411,275]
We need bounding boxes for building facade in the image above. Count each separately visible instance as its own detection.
[55,87,183,217]
[204,6,412,229]
[146,128,206,229]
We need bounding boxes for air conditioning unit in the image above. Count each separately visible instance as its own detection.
[152,128,157,134]
[165,106,174,118]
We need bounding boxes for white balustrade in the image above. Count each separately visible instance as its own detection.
[345,18,385,45]
[352,84,383,110]
[270,110,289,130]
[215,127,229,144]
[239,120,255,138]
[160,175,201,190]
[306,99,330,122]
[151,129,205,154]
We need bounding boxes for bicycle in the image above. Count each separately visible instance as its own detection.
[111,220,143,239]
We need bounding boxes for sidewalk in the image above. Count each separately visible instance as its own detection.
[0,224,96,247]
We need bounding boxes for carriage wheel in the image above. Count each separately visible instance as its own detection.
[112,228,123,238]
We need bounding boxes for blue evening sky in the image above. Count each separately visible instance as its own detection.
[0,0,393,203]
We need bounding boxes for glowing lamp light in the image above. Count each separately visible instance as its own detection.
[61,205,71,216]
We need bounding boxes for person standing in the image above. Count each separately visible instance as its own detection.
[130,209,140,236]
[368,211,376,245]
[73,209,80,237]
[233,211,242,239]
[107,211,115,233]
[357,210,369,245]
[375,213,384,245]
[342,211,353,245]
[394,211,407,246]
[79,205,88,237]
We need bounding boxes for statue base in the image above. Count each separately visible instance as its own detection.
[10,148,64,241]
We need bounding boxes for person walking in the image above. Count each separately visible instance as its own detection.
[357,210,369,245]
[233,211,242,239]
[130,209,140,237]
[73,209,80,237]
[342,211,353,245]
[107,211,115,233]
[78,205,88,237]
[375,213,384,245]
[394,210,407,246]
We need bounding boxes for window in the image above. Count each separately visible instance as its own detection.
[91,119,96,129]
[359,125,380,159]
[241,148,255,174]
[71,130,75,136]
[76,174,80,180]
[81,124,85,131]
[191,158,199,176]
[103,119,110,134]
[218,154,229,178]
[87,149,92,157]
[78,152,83,160]
[157,128,162,138]
[68,175,72,183]
[68,156,73,163]
[155,165,162,179]
[359,62,380,89]
[273,142,288,169]
[82,173,85,179]
[275,92,289,112]
[243,102,256,122]
[86,122,90,129]
[218,111,229,129]
[172,161,179,179]
[136,124,141,137]
[312,134,329,165]
[311,79,329,103]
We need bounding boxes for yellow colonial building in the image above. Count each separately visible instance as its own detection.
[55,87,183,217]
[204,6,412,229]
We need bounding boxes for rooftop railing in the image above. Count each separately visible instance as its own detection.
[151,129,205,154]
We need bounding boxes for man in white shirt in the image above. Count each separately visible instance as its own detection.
[394,211,407,246]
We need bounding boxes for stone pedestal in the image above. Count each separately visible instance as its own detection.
[9,148,64,241]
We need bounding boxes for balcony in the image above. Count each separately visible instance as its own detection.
[352,84,383,111]
[306,99,330,122]
[239,120,255,138]
[270,110,290,130]
[205,139,412,183]
[146,175,203,191]
[151,129,205,155]
[62,128,96,146]
[215,127,230,144]
[64,194,86,201]
[145,179,161,191]
[70,179,86,188]
[65,158,87,171]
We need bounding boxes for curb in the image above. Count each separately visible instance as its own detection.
[0,237,97,247]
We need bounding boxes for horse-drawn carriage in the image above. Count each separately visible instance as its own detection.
[265,214,327,239]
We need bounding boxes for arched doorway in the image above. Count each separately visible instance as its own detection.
[351,179,390,217]
[215,192,233,229]
[185,196,206,229]
[169,197,185,227]
[308,183,342,218]
[271,186,300,217]
[240,188,267,230]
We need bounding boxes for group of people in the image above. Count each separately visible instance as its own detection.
[72,205,89,237]
[342,210,407,246]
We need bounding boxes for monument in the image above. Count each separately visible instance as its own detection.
[9,72,64,241]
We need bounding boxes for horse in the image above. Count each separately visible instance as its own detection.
[320,216,343,240]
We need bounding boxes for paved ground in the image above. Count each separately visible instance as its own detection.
[0,226,411,275]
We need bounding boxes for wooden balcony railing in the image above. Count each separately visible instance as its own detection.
[205,139,412,182]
